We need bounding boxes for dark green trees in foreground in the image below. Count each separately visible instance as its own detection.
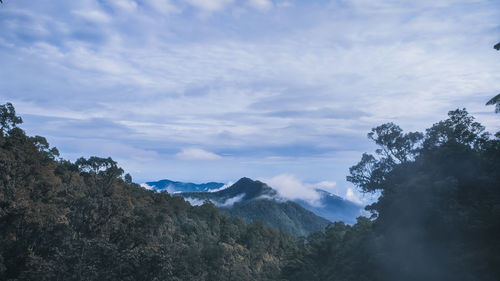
[283,109,500,281]
[0,103,296,280]
[0,102,499,280]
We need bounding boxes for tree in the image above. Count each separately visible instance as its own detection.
[76,156,124,193]
[344,108,500,281]
[30,135,60,159]
[347,123,422,192]
[124,173,133,184]
[486,93,500,113]
[487,42,500,113]
[0,102,23,135]
[424,108,488,149]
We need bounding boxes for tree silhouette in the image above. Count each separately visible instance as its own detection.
[0,102,23,134]
[487,42,500,113]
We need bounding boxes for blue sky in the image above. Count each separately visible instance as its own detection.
[1,0,499,202]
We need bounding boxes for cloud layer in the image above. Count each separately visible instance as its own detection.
[1,0,499,198]
[261,173,371,206]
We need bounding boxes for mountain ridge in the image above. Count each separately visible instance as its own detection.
[146,177,363,224]
[144,178,224,193]
[179,177,330,236]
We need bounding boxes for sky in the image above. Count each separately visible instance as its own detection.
[0,0,499,203]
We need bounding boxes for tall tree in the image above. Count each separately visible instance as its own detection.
[487,42,500,113]
[0,102,23,134]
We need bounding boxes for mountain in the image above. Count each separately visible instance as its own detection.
[296,189,363,224]
[182,177,275,202]
[181,178,330,237]
[168,177,363,224]
[144,179,225,193]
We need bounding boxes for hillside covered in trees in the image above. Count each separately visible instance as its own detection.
[1,102,499,281]
[181,178,331,237]
[0,103,296,280]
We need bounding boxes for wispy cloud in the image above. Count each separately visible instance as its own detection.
[345,187,362,205]
[185,0,235,12]
[184,197,205,206]
[0,0,499,192]
[176,148,222,160]
[72,9,111,24]
[247,0,273,11]
[209,181,234,192]
[261,174,323,206]
[217,193,245,207]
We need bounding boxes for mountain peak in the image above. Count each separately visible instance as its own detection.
[212,177,276,201]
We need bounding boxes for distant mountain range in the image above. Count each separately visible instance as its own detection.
[143,179,225,193]
[182,178,330,237]
[295,189,362,224]
[144,177,364,236]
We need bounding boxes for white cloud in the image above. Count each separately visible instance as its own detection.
[315,181,337,190]
[146,0,180,14]
[217,193,245,207]
[72,9,111,23]
[276,1,293,8]
[140,183,154,190]
[345,187,363,205]
[184,197,205,206]
[111,0,138,13]
[261,174,322,206]
[209,181,233,192]
[247,0,273,11]
[185,0,235,12]
[2,0,499,190]
[176,148,222,160]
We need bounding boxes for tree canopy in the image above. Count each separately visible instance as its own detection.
[1,102,499,281]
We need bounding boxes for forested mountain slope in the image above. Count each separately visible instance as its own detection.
[295,189,362,224]
[181,178,331,237]
[0,103,296,281]
[152,177,362,226]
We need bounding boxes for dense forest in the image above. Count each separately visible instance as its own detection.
[0,103,296,280]
[1,102,499,280]
[283,109,500,281]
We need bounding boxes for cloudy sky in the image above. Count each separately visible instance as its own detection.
[0,0,499,201]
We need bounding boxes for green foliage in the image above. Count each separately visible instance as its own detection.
[486,93,500,113]
[0,102,22,135]
[488,42,500,113]
[0,103,296,281]
[124,173,133,184]
[2,102,499,281]
[347,123,422,193]
[221,199,330,237]
[296,108,500,281]
[283,108,499,280]
[424,108,489,149]
[183,178,330,237]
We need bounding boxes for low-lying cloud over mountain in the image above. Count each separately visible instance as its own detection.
[179,177,331,236]
[261,174,369,207]
[261,174,323,206]
[146,176,365,226]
